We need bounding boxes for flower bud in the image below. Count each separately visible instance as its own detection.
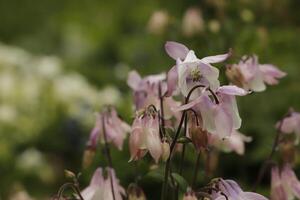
[190,126,208,152]
[82,148,95,169]
[161,139,170,162]
[127,184,146,200]
[225,65,245,88]
[183,189,197,200]
[64,169,76,179]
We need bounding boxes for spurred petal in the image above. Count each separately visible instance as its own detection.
[217,85,248,96]
[201,51,231,64]
[165,41,189,60]
[145,118,162,163]
[271,166,288,200]
[127,71,142,90]
[259,64,286,85]
[129,118,144,161]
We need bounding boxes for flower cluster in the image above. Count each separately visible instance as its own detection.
[55,40,290,200]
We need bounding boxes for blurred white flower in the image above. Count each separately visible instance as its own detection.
[147,10,169,35]
[0,104,17,124]
[208,19,220,33]
[182,7,204,37]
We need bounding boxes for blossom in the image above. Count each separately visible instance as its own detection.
[129,111,162,163]
[209,130,252,155]
[226,55,286,92]
[175,85,247,138]
[81,167,126,200]
[183,189,197,200]
[87,107,130,151]
[165,41,231,97]
[127,70,166,110]
[271,164,300,200]
[277,110,300,135]
[127,184,146,200]
[182,7,204,37]
[211,179,268,200]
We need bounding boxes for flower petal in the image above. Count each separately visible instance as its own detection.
[127,70,142,90]
[165,41,189,60]
[217,85,248,96]
[165,65,178,97]
[201,51,231,64]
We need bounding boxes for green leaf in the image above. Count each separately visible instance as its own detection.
[144,170,164,182]
[171,173,188,192]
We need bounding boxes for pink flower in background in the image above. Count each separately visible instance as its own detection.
[209,130,252,155]
[226,55,286,92]
[211,179,268,200]
[277,110,300,135]
[271,164,300,200]
[127,70,166,110]
[165,41,231,97]
[81,167,126,200]
[175,85,247,138]
[87,108,131,151]
[129,112,162,163]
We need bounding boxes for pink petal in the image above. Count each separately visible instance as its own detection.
[213,105,233,138]
[217,85,248,96]
[165,65,178,97]
[165,41,189,60]
[242,192,269,200]
[259,64,286,85]
[201,51,231,64]
[145,118,162,163]
[172,95,203,112]
[127,70,142,90]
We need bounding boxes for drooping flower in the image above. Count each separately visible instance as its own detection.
[271,164,300,200]
[129,109,162,163]
[86,107,131,151]
[183,188,198,200]
[277,110,300,135]
[81,167,126,200]
[226,55,286,92]
[174,85,247,138]
[209,130,252,155]
[211,179,268,200]
[127,183,146,200]
[165,41,231,97]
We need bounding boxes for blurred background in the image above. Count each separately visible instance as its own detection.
[0,0,299,199]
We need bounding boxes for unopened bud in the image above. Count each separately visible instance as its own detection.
[82,149,95,169]
[225,65,245,88]
[127,183,146,200]
[279,140,296,164]
[183,188,197,200]
[190,126,208,152]
[161,139,170,162]
[64,169,76,179]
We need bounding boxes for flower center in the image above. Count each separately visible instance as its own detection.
[191,68,201,82]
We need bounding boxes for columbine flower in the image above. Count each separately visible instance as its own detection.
[209,130,252,155]
[211,179,268,200]
[129,109,162,163]
[86,108,130,151]
[175,85,247,138]
[182,7,204,37]
[271,164,300,200]
[165,41,231,97]
[81,167,126,200]
[226,55,286,92]
[277,110,300,135]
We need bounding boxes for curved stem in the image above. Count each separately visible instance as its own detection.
[252,117,285,191]
[57,182,84,200]
[102,115,116,200]
[192,152,201,189]
[158,82,166,138]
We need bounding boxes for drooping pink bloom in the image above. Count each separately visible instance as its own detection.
[277,111,300,135]
[165,41,231,97]
[226,55,286,92]
[271,164,300,200]
[209,130,252,155]
[174,85,247,138]
[81,167,126,200]
[211,179,268,200]
[129,112,162,163]
[127,70,166,110]
[87,108,131,151]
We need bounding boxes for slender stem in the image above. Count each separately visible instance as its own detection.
[161,85,207,200]
[252,118,284,191]
[159,82,166,138]
[102,115,116,200]
[192,152,201,189]
[57,182,84,200]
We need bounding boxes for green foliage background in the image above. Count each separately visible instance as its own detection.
[0,0,299,199]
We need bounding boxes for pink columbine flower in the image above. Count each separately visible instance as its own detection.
[211,179,268,200]
[209,130,252,155]
[87,108,131,151]
[226,55,286,92]
[277,110,300,135]
[129,111,162,163]
[271,164,300,200]
[165,41,231,97]
[81,167,126,200]
[127,70,166,110]
[175,85,247,138]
